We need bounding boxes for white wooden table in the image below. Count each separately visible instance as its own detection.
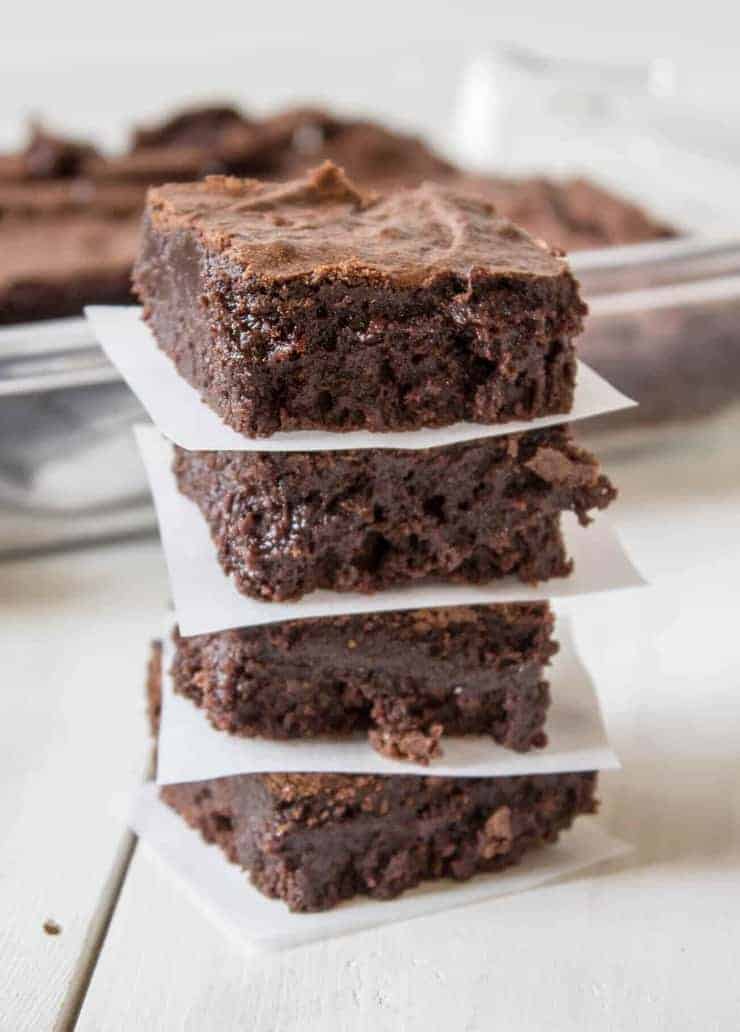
[2,414,739,1032]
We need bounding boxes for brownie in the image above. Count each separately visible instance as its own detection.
[85,128,278,187]
[0,179,145,219]
[130,104,253,151]
[458,174,676,253]
[161,768,597,911]
[0,122,99,182]
[0,110,267,325]
[134,162,585,436]
[124,104,296,182]
[172,425,616,602]
[0,214,139,325]
[255,106,457,188]
[99,108,332,187]
[170,603,557,763]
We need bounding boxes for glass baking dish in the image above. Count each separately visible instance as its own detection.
[576,270,740,454]
[3,48,740,552]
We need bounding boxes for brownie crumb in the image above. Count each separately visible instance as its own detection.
[43,919,61,936]
[369,724,444,765]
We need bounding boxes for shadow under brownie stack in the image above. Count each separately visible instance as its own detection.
[112,162,627,915]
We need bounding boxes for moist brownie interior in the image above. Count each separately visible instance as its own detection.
[161,767,598,911]
[172,425,616,601]
[170,603,557,763]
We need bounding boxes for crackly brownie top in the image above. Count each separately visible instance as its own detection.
[145,161,573,286]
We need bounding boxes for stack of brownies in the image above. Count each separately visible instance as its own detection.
[128,161,618,913]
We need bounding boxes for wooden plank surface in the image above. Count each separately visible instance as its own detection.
[76,418,740,1031]
[0,538,168,1031]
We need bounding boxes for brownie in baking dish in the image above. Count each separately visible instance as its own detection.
[0,123,100,182]
[254,106,457,188]
[134,162,585,437]
[172,425,616,602]
[458,174,676,254]
[0,214,140,325]
[161,768,597,911]
[171,603,557,763]
[129,104,253,152]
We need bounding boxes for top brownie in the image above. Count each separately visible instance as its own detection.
[134,162,584,436]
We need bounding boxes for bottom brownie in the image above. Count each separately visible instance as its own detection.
[161,769,597,912]
[170,603,557,763]
[146,644,596,911]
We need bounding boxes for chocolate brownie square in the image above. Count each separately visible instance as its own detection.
[134,162,585,436]
[161,769,597,911]
[172,425,616,602]
[170,603,557,763]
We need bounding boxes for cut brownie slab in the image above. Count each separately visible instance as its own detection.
[129,104,253,152]
[0,123,99,182]
[161,769,597,912]
[134,162,585,436]
[457,174,676,253]
[172,425,616,602]
[171,603,557,763]
[254,106,457,188]
[0,214,140,325]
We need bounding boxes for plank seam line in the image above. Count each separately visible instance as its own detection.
[54,828,139,1031]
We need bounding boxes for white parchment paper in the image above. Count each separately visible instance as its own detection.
[86,305,636,452]
[156,617,619,783]
[135,425,646,636]
[121,783,632,951]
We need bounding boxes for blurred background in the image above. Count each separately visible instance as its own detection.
[2,1,740,553]
[3,1,740,150]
